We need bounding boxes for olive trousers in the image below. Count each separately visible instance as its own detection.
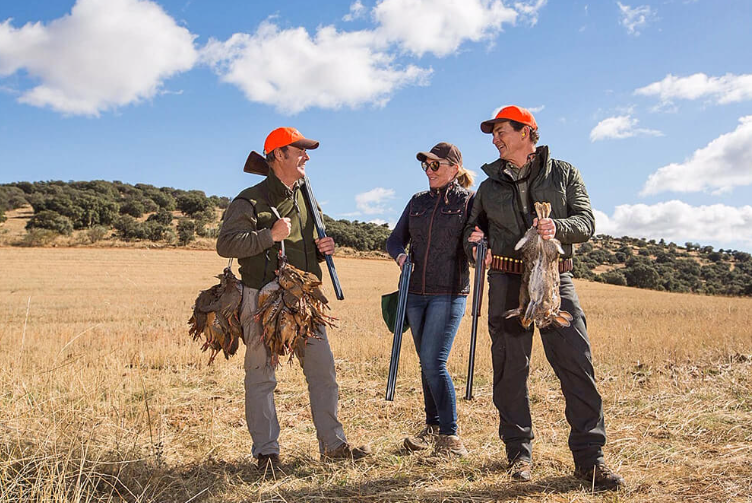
[487,272,606,469]
[240,284,347,458]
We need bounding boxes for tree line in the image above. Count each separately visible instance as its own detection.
[2,181,750,297]
[573,236,752,297]
[0,181,391,250]
[0,181,229,246]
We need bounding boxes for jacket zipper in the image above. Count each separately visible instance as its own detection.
[292,189,309,271]
[422,189,442,294]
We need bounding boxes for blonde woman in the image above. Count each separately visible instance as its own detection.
[386,142,474,457]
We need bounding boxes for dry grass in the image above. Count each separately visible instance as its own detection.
[0,247,751,502]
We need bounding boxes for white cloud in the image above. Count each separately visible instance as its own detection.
[589,115,662,141]
[355,187,396,214]
[0,0,197,116]
[201,1,547,113]
[373,0,519,57]
[514,0,548,26]
[528,104,545,113]
[343,1,367,21]
[201,22,429,114]
[616,1,655,36]
[594,201,752,247]
[635,73,752,105]
[641,116,752,196]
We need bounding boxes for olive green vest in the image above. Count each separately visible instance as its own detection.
[235,170,322,289]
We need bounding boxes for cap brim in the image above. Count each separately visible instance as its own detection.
[243,151,270,176]
[290,138,319,150]
[480,118,505,134]
[416,151,441,162]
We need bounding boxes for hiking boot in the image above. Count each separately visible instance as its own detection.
[257,453,282,473]
[432,434,469,458]
[574,462,625,490]
[403,424,439,452]
[508,459,532,481]
[321,442,372,461]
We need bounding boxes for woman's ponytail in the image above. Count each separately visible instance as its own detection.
[456,166,475,188]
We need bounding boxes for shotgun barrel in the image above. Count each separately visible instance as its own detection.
[465,238,487,400]
[385,255,412,401]
[301,175,344,300]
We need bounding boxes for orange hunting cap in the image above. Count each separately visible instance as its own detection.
[263,127,319,155]
[480,105,538,134]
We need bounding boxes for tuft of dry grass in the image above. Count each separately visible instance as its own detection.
[1,247,751,502]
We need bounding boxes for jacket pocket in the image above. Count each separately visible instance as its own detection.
[440,207,462,215]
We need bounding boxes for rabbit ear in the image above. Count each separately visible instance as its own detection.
[534,201,543,220]
[514,233,530,251]
[554,315,571,327]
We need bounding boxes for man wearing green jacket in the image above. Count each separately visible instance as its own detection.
[464,106,624,490]
[217,127,370,471]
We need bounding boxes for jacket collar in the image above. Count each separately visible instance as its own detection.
[429,178,459,198]
[481,145,551,182]
[265,167,298,202]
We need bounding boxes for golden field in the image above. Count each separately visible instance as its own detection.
[0,247,751,502]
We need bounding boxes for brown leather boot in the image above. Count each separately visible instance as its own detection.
[432,434,469,458]
[321,442,372,461]
[574,462,625,490]
[403,424,439,452]
[257,453,282,476]
[508,459,532,481]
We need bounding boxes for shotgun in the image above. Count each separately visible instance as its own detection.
[243,151,344,300]
[465,238,487,400]
[385,255,412,401]
[301,175,344,301]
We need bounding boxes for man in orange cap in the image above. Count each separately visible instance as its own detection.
[217,127,370,471]
[464,107,624,490]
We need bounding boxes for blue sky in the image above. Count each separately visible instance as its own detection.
[1,0,751,251]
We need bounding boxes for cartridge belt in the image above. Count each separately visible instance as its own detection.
[490,255,573,275]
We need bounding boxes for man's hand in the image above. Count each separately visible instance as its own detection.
[468,226,492,266]
[271,217,292,242]
[315,236,335,256]
[534,217,556,241]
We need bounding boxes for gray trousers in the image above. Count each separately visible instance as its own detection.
[240,285,347,458]
[487,272,606,469]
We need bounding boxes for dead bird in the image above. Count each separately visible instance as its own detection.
[188,267,243,364]
[504,201,573,329]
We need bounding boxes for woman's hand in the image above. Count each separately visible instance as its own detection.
[396,253,407,269]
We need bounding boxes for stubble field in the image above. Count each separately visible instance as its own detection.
[1,247,751,502]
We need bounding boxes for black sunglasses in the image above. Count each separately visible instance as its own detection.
[421,160,446,172]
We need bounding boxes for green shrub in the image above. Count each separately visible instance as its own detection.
[146,208,173,225]
[20,228,59,246]
[177,218,195,245]
[143,221,169,242]
[26,210,74,235]
[120,200,145,218]
[113,215,147,241]
[600,270,627,286]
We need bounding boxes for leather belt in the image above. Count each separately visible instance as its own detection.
[490,255,573,275]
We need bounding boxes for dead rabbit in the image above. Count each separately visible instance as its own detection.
[504,201,573,329]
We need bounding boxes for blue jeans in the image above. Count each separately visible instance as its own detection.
[405,294,467,436]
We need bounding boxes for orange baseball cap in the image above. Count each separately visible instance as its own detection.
[480,105,538,134]
[263,127,319,155]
